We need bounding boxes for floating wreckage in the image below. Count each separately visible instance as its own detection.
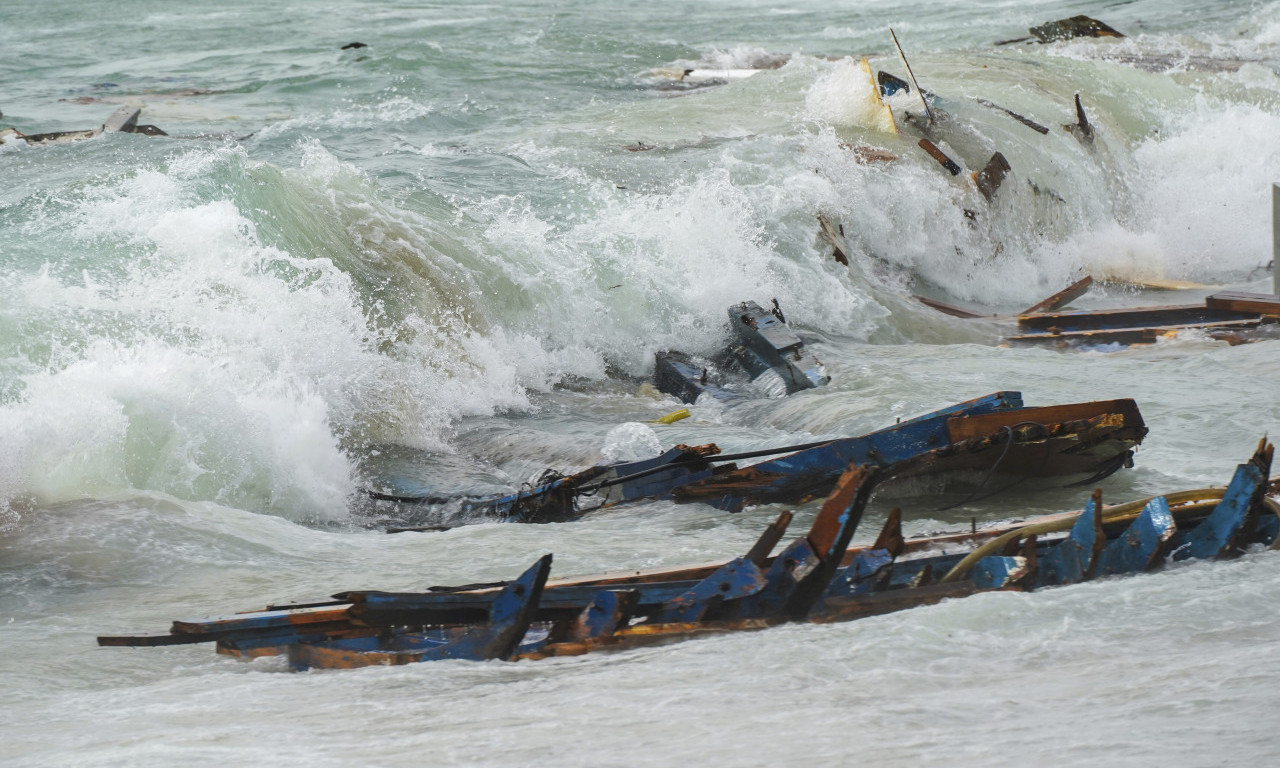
[654,299,828,403]
[913,275,1280,347]
[0,106,166,146]
[995,15,1125,46]
[369,391,1147,526]
[99,440,1277,670]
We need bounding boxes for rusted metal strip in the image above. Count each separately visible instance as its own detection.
[945,399,1144,443]
[913,295,991,319]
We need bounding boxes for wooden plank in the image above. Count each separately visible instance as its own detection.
[975,99,1050,134]
[913,295,990,318]
[971,152,1011,202]
[1205,291,1280,316]
[1096,497,1176,575]
[946,399,1143,443]
[1021,275,1093,315]
[1007,318,1262,345]
[1016,304,1257,332]
[918,138,960,175]
[818,213,850,265]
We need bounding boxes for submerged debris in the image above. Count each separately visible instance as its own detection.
[996,15,1125,46]
[1064,93,1094,144]
[655,299,828,403]
[2,106,167,146]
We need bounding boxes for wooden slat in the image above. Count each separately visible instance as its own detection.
[1205,291,1280,316]
[1008,318,1262,345]
[946,399,1143,442]
[1016,304,1256,332]
[913,295,989,319]
[1021,275,1093,315]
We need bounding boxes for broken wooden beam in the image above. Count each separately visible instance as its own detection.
[918,138,960,175]
[1021,275,1094,315]
[1206,291,1280,316]
[913,295,991,319]
[975,99,1050,135]
[971,152,1011,202]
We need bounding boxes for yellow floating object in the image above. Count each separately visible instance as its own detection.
[860,57,898,135]
[651,408,691,425]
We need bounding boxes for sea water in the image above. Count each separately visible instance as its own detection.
[3,1,1280,765]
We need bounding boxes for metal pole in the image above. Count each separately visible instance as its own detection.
[1273,183,1280,297]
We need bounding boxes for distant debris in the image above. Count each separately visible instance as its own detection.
[1029,15,1124,43]
[975,99,1050,135]
[1063,93,1093,144]
[913,274,1280,347]
[996,15,1125,46]
[1,106,167,146]
[342,42,368,50]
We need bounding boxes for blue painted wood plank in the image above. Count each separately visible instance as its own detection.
[1037,491,1104,587]
[1174,460,1267,561]
[655,557,768,623]
[675,391,1023,509]
[970,555,1030,589]
[1097,496,1176,575]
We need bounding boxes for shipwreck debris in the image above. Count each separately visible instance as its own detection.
[670,392,1148,510]
[996,15,1125,46]
[366,392,1148,526]
[975,98,1050,135]
[654,299,828,404]
[4,106,167,146]
[1064,93,1093,144]
[971,151,1011,202]
[915,274,1280,347]
[98,440,1278,669]
[889,27,933,126]
[917,138,961,176]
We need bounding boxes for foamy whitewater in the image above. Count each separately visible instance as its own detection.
[3,1,1280,765]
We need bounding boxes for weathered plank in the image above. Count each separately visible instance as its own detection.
[1205,291,1280,316]
[1021,276,1093,315]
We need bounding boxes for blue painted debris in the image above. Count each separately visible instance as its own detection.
[1037,489,1104,586]
[1096,496,1175,576]
[369,391,1147,528]
[671,392,1147,510]
[99,439,1276,670]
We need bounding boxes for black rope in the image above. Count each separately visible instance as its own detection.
[935,421,1050,511]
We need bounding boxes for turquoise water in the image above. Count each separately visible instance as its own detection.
[4,1,1280,765]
